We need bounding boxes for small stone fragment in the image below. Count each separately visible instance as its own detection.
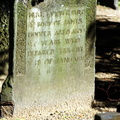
[95,112,120,120]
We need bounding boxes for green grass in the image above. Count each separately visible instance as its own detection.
[119,1,120,6]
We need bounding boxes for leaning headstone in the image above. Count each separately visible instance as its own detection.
[13,0,96,113]
[95,112,120,120]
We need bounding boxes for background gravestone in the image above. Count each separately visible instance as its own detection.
[0,1,9,86]
[0,0,14,118]
[13,0,96,112]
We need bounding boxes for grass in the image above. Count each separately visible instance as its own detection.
[119,1,120,6]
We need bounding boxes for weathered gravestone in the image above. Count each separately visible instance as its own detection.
[13,0,96,112]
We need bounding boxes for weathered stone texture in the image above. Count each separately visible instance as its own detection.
[14,1,27,75]
[0,1,14,118]
[0,1,10,75]
[13,0,96,111]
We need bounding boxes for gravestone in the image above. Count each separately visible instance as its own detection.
[0,1,9,87]
[0,1,14,118]
[13,0,96,112]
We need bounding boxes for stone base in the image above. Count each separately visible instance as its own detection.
[13,94,93,117]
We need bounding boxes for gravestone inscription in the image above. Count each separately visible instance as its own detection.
[13,0,96,111]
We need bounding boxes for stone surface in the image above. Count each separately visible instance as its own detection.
[0,1,14,118]
[0,1,9,77]
[95,112,120,120]
[13,0,96,111]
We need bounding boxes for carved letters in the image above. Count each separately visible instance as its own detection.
[26,7,86,75]
[29,9,84,18]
